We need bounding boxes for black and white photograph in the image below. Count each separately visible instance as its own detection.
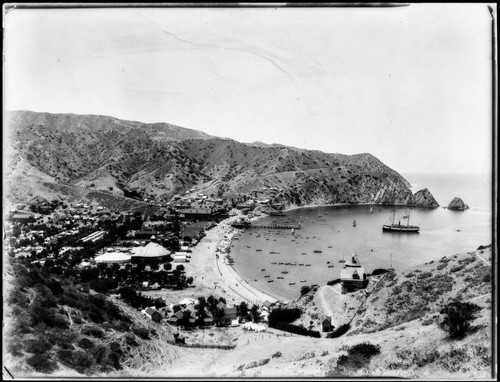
[2,3,496,379]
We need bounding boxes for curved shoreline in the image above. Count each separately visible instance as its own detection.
[184,215,280,306]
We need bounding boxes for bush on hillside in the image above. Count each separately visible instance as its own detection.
[371,268,389,276]
[300,285,312,296]
[25,338,53,355]
[327,279,341,286]
[327,323,350,338]
[439,300,482,338]
[26,354,58,374]
[268,308,302,325]
[327,342,381,376]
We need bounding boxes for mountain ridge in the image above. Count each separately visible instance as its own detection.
[4,110,438,208]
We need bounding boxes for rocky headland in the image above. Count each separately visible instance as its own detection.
[5,110,439,209]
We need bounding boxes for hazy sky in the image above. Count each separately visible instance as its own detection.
[4,4,494,174]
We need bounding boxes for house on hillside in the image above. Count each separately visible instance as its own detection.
[262,300,274,311]
[220,307,238,326]
[145,307,162,323]
[167,310,185,325]
[322,317,334,332]
[203,312,214,326]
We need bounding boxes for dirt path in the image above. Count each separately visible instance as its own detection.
[318,286,335,319]
[475,252,491,267]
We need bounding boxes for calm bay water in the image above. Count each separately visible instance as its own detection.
[230,173,493,301]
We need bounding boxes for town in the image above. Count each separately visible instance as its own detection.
[4,187,336,343]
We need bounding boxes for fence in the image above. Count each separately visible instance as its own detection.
[166,339,236,350]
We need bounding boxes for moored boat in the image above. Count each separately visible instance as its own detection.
[382,210,419,233]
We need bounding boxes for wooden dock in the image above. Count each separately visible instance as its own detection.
[248,223,301,229]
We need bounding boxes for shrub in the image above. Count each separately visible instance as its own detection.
[78,338,95,350]
[268,308,302,325]
[482,272,492,283]
[347,342,381,358]
[371,269,389,276]
[65,350,94,374]
[27,354,58,374]
[109,341,123,355]
[327,324,350,338]
[300,285,312,296]
[329,342,381,376]
[8,341,24,357]
[132,325,150,339]
[436,263,447,270]
[272,351,282,358]
[25,338,53,354]
[450,265,464,273]
[439,300,482,338]
[81,324,104,338]
[327,279,341,286]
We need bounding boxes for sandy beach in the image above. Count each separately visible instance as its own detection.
[159,215,279,306]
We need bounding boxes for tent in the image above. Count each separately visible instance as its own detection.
[179,298,196,306]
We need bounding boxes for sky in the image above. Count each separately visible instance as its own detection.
[3,4,495,174]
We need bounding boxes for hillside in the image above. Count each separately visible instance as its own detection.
[2,257,180,378]
[4,110,439,208]
[162,245,493,378]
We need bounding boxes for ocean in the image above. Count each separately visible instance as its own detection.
[230,173,493,301]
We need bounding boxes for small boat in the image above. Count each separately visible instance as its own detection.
[352,220,356,227]
[261,269,266,271]
[328,265,335,268]
[256,249,262,252]
[305,264,311,267]
[271,262,277,264]
[285,262,290,265]
[277,277,284,279]
[328,246,333,248]
[302,252,307,255]
[281,271,288,274]
[300,280,307,283]
[270,251,276,254]
[299,264,304,266]
[278,262,284,265]
[327,261,331,264]
[264,275,271,278]
[268,280,274,283]
[289,282,296,285]
[313,250,322,253]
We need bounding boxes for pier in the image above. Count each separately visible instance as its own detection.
[232,223,300,229]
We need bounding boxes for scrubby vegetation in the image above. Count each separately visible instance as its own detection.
[326,324,351,338]
[439,300,482,339]
[268,307,320,338]
[326,342,381,376]
[4,256,148,375]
